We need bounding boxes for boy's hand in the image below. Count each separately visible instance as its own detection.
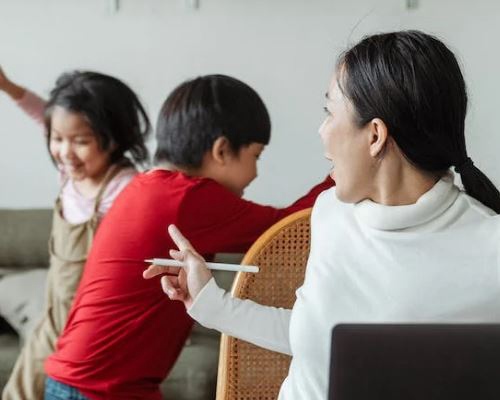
[143,225,212,309]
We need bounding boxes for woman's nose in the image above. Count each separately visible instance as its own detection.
[318,119,327,137]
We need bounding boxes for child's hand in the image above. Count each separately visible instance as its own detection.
[143,225,212,309]
[0,66,25,99]
[0,66,12,91]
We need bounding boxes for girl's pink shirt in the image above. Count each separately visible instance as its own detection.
[17,90,137,224]
[58,167,137,224]
[16,89,45,126]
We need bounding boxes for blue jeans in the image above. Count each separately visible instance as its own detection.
[44,377,89,400]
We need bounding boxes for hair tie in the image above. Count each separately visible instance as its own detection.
[454,157,474,174]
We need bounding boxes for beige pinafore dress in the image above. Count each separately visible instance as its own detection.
[2,166,124,400]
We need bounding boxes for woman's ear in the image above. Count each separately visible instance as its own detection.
[211,136,231,165]
[368,118,388,158]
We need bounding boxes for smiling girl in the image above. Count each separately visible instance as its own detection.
[0,68,150,400]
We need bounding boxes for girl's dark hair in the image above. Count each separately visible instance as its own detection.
[44,71,151,167]
[338,30,500,213]
[154,74,270,168]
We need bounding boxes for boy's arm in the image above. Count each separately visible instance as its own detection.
[178,176,333,254]
[286,175,333,210]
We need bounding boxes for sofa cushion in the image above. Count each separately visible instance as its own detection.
[0,269,47,341]
[0,209,52,269]
[161,331,219,400]
[0,330,19,389]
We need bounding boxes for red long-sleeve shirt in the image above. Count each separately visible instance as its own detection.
[45,169,333,400]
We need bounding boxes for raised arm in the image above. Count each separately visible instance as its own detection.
[0,66,46,126]
[0,66,25,100]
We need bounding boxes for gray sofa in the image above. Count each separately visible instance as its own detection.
[0,208,238,400]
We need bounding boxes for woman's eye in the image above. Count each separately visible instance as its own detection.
[323,106,331,116]
[51,137,63,143]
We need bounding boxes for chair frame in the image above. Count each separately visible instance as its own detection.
[216,208,313,400]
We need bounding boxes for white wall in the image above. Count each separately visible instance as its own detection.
[1,0,499,208]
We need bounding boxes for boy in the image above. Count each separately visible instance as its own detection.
[44,75,332,399]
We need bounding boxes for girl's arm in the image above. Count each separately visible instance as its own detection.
[0,66,25,100]
[0,66,46,126]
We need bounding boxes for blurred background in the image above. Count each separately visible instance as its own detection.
[1,0,498,207]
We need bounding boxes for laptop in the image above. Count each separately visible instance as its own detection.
[329,324,500,400]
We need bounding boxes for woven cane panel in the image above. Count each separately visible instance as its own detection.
[218,210,311,400]
[235,217,311,308]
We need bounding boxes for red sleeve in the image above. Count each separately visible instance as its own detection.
[177,175,334,254]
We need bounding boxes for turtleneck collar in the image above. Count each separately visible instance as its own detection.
[353,173,459,231]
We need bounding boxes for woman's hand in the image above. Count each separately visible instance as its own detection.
[0,66,25,100]
[143,225,213,309]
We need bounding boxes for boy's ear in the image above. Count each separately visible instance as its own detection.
[211,136,232,165]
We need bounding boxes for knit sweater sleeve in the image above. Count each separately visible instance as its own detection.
[16,90,46,127]
[188,278,292,355]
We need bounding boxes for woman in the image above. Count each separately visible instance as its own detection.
[144,30,500,399]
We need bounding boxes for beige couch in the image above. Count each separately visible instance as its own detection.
[0,208,238,399]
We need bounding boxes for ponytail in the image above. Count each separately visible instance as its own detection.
[455,158,500,214]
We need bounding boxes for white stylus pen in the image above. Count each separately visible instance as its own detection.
[144,258,259,273]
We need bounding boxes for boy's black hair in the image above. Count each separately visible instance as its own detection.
[154,74,270,168]
[44,71,151,167]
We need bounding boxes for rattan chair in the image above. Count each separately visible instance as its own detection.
[216,208,313,400]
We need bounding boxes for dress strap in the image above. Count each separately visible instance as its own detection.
[92,158,133,213]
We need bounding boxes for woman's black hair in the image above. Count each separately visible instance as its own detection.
[44,71,151,167]
[154,74,270,168]
[337,30,500,213]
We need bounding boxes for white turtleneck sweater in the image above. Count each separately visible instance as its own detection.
[188,174,500,400]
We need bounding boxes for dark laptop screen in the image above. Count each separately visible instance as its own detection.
[329,324,500,400]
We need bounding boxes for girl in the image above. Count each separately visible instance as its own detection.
[145,31,500,399]
[0,68,150,400]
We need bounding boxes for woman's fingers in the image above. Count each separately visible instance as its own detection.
[169,249,184,260]
[168,225,204,258]
[144,225,211,308]
[143,264,179,279]
[168,225,194,252]
[161,275,187,301]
